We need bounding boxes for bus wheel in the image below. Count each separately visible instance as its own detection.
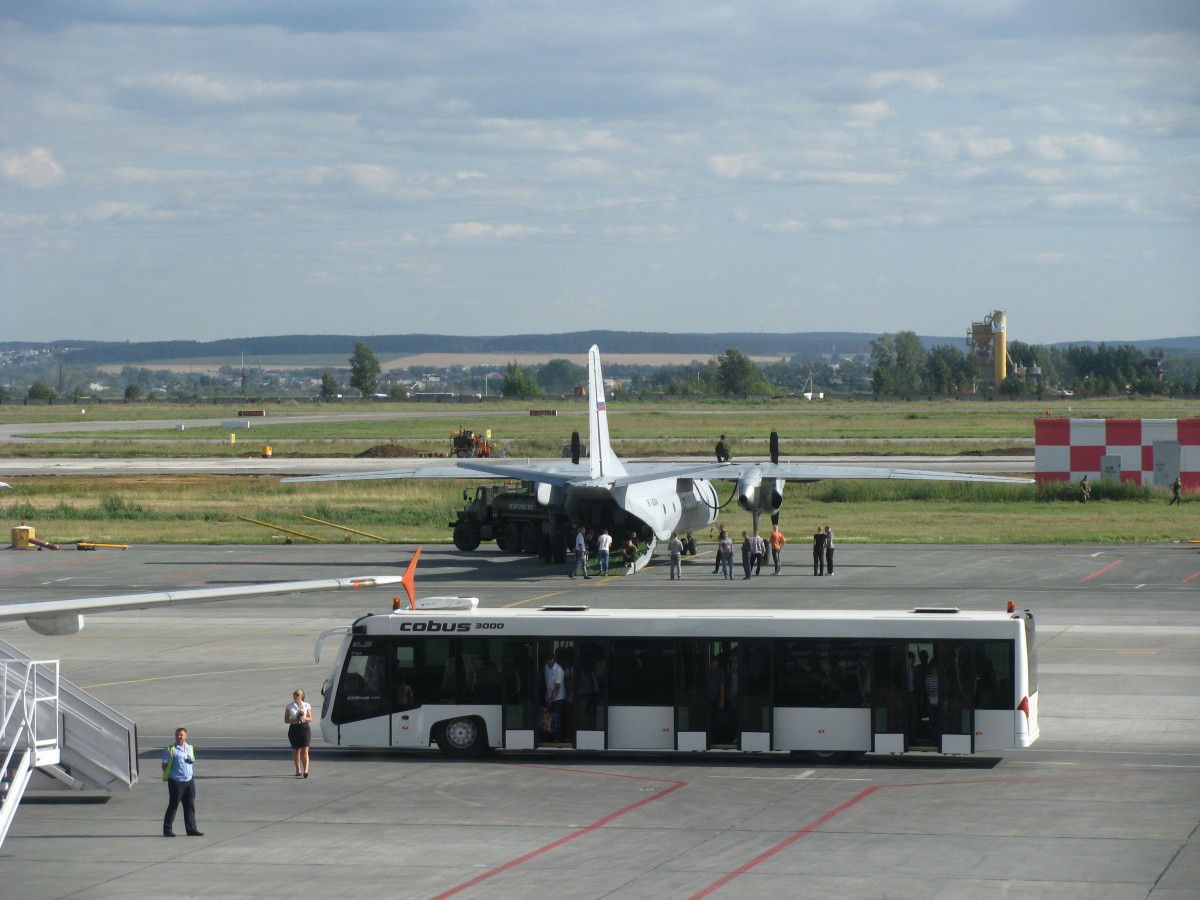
[803,749,848,764]
[437,717,487,757]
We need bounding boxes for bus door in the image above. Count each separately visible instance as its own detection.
[869,641,909,754]
[933,641,976,754]
[732,640,772,751]
[573,640,607,751]
[534,640,577,747]
[501,640,538,750]
[909,641,935,747]
[674,641,727,750]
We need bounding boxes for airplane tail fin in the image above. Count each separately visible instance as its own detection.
[393,546,421,610]
[587,345,626,480]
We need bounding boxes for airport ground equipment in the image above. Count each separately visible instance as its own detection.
[451,481,569,561]
[237,515,324,543]
[450,427,503,458]
[298,515,388,543]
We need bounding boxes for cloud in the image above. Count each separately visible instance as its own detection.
[2,147,65,188]
[444,221,541,241]
[866,70,941,92]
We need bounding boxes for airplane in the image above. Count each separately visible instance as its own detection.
[282,345,1033,570]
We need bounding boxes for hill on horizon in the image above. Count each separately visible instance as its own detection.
[4,330,1199,368]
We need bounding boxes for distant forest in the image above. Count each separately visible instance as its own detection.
[3,330,1199,366]
[3,330,1199,400]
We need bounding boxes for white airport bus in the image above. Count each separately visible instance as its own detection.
[314,601,1038,760]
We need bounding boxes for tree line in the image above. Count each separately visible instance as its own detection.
[5,335,1198,402]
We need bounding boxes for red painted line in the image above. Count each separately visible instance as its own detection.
[1077,559,1122,583]
[691,785,884,899]
[1183,570,1200,583]
[432,765,688,899]
[689,769,1200,898]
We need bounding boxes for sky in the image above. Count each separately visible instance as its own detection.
[2,1,1198,346]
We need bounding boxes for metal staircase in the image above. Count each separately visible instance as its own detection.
[0,657,60,845]
[0,638,138,848]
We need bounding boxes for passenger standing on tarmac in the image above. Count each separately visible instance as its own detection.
[717,530,735,579]
[751,531,766,576]
[824,526,835,576]
[162,727,202,837]
[741,531,754,579]
[711,522,725,574]
[812,526,828,576]
[568,525,590,579]
[285,689,312,778]
[596,528,612,575]
[769,524,786,575]
[668,532,684,580]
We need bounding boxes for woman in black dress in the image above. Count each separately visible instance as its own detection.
[285,688,312,777]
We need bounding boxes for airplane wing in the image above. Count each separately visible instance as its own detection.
[0,573,408,636]
[282,460,588,486]
[610,461,1032,485]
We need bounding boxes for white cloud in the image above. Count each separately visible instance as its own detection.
[845,101,894,129]
[117,72,303,106]
[2,147,65,188]
[444,222,540,241]
[0,2,1195,343]
[866,70,941,92]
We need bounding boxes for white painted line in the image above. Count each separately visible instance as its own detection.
[1122,763,1200,769]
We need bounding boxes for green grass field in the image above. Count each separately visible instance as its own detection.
[3,475,1193,547]
[2,396,1195,546]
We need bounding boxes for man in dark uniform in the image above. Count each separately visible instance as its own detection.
[715,435,731,463]
[812,526,828,576]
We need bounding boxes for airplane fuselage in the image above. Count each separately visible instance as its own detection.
[561,477,720,541]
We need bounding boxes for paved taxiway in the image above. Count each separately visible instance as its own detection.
[2,543,1198,899]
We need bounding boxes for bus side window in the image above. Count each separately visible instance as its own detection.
[975,641,1014,709]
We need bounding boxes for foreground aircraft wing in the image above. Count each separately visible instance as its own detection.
[0,573,409,636]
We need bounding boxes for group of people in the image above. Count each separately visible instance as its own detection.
[1080,474,1185,504]
[811,525,835,576]
[568,525,640,578]
[161,686,314,838]
[705,522,832,579]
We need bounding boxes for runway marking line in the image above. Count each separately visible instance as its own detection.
[153,553,285,581]
[689,769,1200,899]
[81,662,321,690]
[0,554,114,576]
[1183,570,1200,583]
[504,591,567,608]
[1077,559,1122,583]
[431,764,688,899]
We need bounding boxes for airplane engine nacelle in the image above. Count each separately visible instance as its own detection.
[26,614,85,636]
[737,470,785,517]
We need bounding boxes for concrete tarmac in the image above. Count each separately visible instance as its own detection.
[2,543,1198,899]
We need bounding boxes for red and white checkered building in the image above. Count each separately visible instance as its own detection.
[1035,418,1200,489]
